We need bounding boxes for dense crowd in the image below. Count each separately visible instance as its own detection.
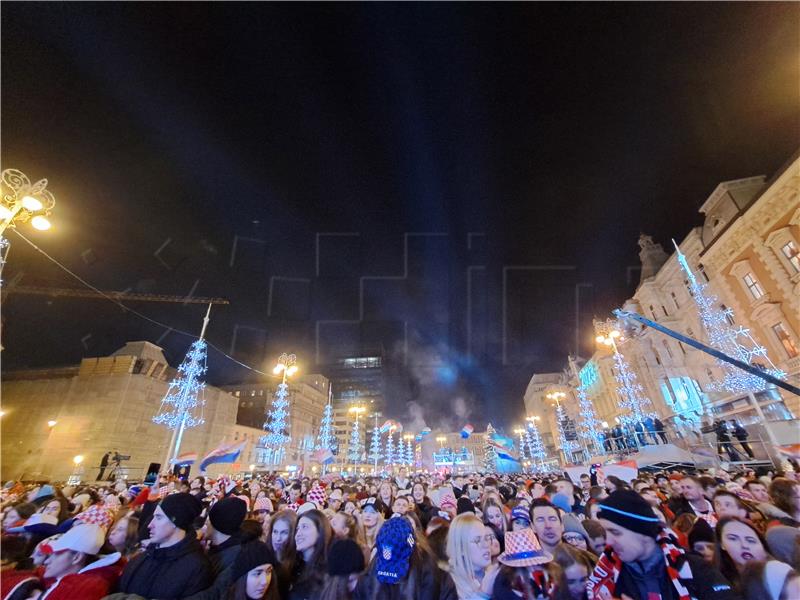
[1,464,800,600]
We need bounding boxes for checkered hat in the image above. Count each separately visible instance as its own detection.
[438,492,457,511]
[254,497,273,513]
[499,528,552,567]
[286,502,300,513]
[306,485,327,507]
[74,505,114,531]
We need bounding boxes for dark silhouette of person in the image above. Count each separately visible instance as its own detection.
[731,420,754,458]
[97,451,111,481]
[654,417,668,444]
[714,420,741,462]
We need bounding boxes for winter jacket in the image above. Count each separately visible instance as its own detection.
[287,555,325,600]
[3,554,123,600]
[40,553,124,600]
[590,551,740,600]
[182,535,246,600]
[415,499,437,529]
[118,532,212,599]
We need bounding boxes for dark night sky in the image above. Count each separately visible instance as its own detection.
[2,3,799,432]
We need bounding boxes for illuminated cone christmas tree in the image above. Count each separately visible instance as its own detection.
[153,305,210,467]
[674,241,786,398]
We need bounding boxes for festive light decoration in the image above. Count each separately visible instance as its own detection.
[576,382,605,454]
[261,354,297,466]
[261,382,290,465]
[515,429,527,461]
[368,415,383,472]
[153,305,211,466]
[526,418,547,471]
[405,437,413,466]
[612,349,656,428]
[483,424,498,472]
[674,241,786,396]
[315,400,335,455]
[348,414,362,463]
[385,430,395,467]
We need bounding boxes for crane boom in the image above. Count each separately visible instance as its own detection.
[1,284,229,305]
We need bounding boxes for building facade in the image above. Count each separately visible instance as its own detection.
[222,374,329,468]
[568,153,799,453]
[1,341,264,482]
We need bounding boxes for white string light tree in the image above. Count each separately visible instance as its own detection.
[674,241,786,401]
[153,304,211,470]
[568,356,605,455]
[526,416,547,472]
[483,424,498,472]
[368,414,383,474]
[596,320,656,433]
[384,428,396,471]
[347,406,365,469]
[314,388,336,474]
[261,353,298,467]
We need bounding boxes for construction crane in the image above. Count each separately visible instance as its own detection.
[1,284,229,305]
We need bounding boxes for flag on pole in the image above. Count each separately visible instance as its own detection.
[200,441,246,472]
[460,424,474,439]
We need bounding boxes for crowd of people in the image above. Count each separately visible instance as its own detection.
[1,463,799,600]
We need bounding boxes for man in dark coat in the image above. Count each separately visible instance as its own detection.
[97,451,111,481]
[589,490,740,600]
[730,420,754,458]
[117,492,212,599]
[654,417,668,444]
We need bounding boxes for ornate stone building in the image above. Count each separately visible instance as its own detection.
[566,151,799,451]
[2,342,265,482]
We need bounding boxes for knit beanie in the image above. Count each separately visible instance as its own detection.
[231,541,278,583]
[160,493,203,531]
[209,497,248,535]
[688,517,715,547]
[327,539,366,576]
[456,497,475,515]
[597,490,661,538]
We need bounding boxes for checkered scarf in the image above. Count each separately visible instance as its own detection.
[586,531,694,600]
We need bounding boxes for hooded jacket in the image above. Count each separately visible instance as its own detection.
[118,532,212,599]
[3,553,123,600]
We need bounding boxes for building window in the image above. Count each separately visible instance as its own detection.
[772,322,799,358]
[662,340,673,359]
[781,241,800,273]
[683,279,694,297]
[235,391,240,397]
[698,264,710,282]
[678,342,686,355]
[662,305,669,317]
[671,291,680,309]
[742,273,765,300]
[649,305,657,320]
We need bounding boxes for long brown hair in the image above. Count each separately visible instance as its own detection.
[315,576,355,600]
[226,565,280,600]
[714,516,771,586]
[265,510,297,564]
[769,478,800,518]
[294,510,332,588]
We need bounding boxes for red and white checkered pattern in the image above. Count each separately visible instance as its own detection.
[74,505,114,531]
[500,528,551,567]
[286,502,300,513]
[306,485,327,507]
[254,497,273,512]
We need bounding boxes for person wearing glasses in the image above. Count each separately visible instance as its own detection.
[445,513,499,599]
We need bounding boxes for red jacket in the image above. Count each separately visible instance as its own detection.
[11,553,124,600]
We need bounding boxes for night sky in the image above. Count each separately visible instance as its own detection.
[2,3,798,432]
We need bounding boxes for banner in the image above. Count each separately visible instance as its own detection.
[175,452,197,465]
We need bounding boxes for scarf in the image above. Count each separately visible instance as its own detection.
[586,531,694,600]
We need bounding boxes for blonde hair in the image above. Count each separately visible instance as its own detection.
[358,510,384,552]
[446,513,486,599]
